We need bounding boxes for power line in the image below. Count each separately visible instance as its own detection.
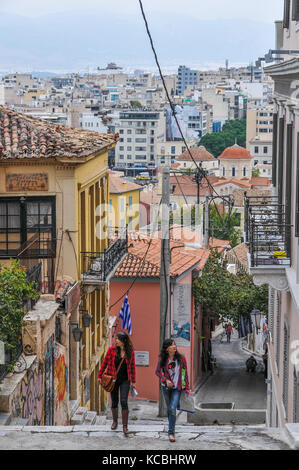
[138,0,227,224]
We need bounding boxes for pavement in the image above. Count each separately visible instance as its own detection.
[0,332,291,450]
[0,423,290,450]
[196,332,267,409]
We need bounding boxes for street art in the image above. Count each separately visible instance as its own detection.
[11,364,43,425]
[54,349,67,408]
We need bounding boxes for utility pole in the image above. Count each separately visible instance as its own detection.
[205,193,210,249]
[159,163,171,417]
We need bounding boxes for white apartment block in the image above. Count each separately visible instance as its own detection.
[249,138,273,166]
[114,109,165,168]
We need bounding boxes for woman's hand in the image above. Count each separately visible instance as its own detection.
[166,380,174,388]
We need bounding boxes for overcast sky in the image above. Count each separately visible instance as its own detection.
[0,0,283,22]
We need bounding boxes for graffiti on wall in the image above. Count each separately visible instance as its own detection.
[53,343,69,425]
[11,363,43,425]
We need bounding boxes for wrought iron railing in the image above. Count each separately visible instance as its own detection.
[81,228,128,283]
[0,341,24,383]
[23,262,42,312]
[244,194,292,268]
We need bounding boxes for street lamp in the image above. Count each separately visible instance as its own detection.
[250,308,262,334]
[82,311,92,328]
[70,322,83,342]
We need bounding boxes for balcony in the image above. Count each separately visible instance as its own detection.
[81,228,128,287]
[244,194,291,291]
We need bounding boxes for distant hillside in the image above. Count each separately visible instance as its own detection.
[0,11,275,71]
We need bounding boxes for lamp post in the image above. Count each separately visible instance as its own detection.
[250,308,262,334]
[70,322,83,342]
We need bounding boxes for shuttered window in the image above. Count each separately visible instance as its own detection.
[272,113,278,187]
[269,287,275,343]
[292,0,299,20]
[283,324,290,420]
[284,0,291,28]
[276,292,281,373]
[296,133,299,237]
[278,118,285,210]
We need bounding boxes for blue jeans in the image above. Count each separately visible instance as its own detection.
[162,386,181,435]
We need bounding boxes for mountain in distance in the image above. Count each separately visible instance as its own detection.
[0,10,276,72]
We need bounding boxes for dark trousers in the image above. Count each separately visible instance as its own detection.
[111,379,130,410]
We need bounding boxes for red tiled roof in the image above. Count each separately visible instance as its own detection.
[114,232,211,279]
[177,145,216,162]
[250,176,270,187]
[218,144,253,160]
[0,106,117,160]
[213,178,252,188]
[109,175,142,194]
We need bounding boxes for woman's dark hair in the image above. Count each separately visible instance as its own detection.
[159,338,183,369]
[116,331,134,360]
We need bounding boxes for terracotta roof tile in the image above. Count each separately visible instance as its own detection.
[109,175,142,194]
[178,145,216,162]
[0,106,117,160]
[218,144,253,160]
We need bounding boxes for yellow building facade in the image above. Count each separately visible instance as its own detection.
[108,175,142,231]
[0,107,126,420]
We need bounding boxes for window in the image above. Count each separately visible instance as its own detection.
[230,166,236,177]
[129,196,132,209]
[0,196,56,258]
[242,166,248,177]
[269,287,275,343]
[109,199,112,213]
[263,147,268,154]
[127,138,132,143]
[128,217,133,230]
[120,198,125,213]
[222,166,226,177]
[235,213,241,226]
[127,130,132,134]
[119,129,124,134]
[127,146,132,151]
[171,146,176,155]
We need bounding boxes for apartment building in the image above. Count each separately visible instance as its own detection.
[245,0,299,430]
[177,65,199,95]
[246,105,274,149]
[114,109,165,169]
[249,137,273,167]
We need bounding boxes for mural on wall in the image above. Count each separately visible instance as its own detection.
[10,363,43,425]
[54,343,69,425]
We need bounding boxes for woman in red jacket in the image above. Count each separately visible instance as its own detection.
[98,331,136,435]
[155,338,190,442]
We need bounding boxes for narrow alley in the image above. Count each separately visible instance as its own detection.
[196,331,267,411]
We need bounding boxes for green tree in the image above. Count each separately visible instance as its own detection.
[192,249,268,328]
[130,100,142,108]
[199,119,246,157]
[0,260,39,362]
[252,168,260,177]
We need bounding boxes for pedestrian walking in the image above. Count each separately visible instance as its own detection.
[226,322,233,343]
[98,331,136,435]
[246,355,257,373]
[155,339,190,443]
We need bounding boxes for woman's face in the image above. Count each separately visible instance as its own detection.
[167,341,177,355]
[116,337,124,348]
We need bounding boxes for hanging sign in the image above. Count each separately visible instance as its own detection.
[173,284,191,346]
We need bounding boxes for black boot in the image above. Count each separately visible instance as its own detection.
[122,409,129,435]
[111,408,118,430]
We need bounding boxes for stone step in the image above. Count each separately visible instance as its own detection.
[9,418,28,426]
[0,413,11,425]
[95,415,107,425]
[83,411,97,426]
[70,406,88,425]
[69,399,81,418]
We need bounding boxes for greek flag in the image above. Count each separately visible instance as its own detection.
[119,294,132,335]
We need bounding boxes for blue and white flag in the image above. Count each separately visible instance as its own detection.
[119,294,132,335]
